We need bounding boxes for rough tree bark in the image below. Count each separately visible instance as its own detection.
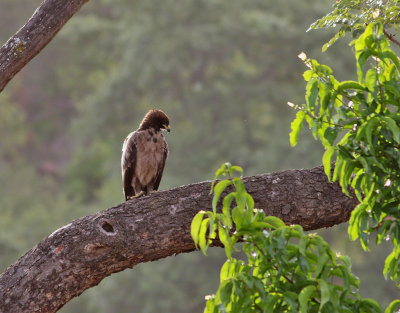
[0,0,90,92]
[0,165,358,313]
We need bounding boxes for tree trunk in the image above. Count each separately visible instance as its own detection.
[0,165,358,313]
[0,0,90,92]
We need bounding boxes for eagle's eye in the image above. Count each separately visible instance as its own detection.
[162,124,171,132]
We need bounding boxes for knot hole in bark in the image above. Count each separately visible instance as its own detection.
[101,221,115,234]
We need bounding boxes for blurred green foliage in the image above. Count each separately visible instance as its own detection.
[0,0,398,311]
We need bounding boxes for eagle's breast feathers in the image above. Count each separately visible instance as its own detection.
[131,129,167,186]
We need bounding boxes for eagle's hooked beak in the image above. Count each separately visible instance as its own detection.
[163,124,171,132]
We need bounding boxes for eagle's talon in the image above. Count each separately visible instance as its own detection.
[128,191,145,199]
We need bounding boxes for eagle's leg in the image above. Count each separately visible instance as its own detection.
[146,185,155,194]
[127,191,145,199]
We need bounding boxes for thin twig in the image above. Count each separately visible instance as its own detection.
[383,29,400,48]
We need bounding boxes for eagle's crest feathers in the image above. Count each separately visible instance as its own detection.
[138,109,170,132]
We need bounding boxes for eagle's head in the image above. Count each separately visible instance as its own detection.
[139,109,170,132]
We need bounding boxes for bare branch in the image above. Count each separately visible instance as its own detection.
[0,165,357,313]
[383,29,400,48]
[0,0,90,92]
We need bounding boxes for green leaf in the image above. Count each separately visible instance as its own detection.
[212,180,232,213]
[322,29,346,52]
[303,70,313,81]
[245,193,254,210]
[383,247,399,280]
[219,227,233,259]
[283,291,299,313]
[357,51,373,82]
[306,79,319,113]
[315,252,329,278]
[382,116,400,143]
[232,206,243,229]
[232,177,246,194]
[340,160,355,196]
[251,277,267,299]
[204,297,216,313]
[357,156,370,175]
[208,214,216,240]
[376,220,392,244]
[229,165,243,177]
[382,50,400,72]
[359,209,371,251]
[351,169,365,200]
[213,163,227,181]
[336,80,366,92]
[337,145,353,160]
[322,146,335,181]
[299,285,317,313]
[385,299,400,313]
[319,82,331,115]
[299,236,308,256]
[324,127,338,146]
[290,110,306,146]
[338,254,351,268]
[318,279,331,308]
[222,192,235,225]
[220,260,236,281]
[191,212,205,248]
[199,218,210,255]
[365,117,378,147]
[348,204,362,241]
[263,294,281,312]
[219,280,233,305]
[333,157,343,182]
[360,299,382,313]
[365,68,378,93]
[264,216,285,229]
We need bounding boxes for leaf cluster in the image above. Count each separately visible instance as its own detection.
[309,0,400,51]
[290,21,400,304]
[192,163,382,313]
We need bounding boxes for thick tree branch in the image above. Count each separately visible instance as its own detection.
[0,0,89,92]
[0,165,358,313]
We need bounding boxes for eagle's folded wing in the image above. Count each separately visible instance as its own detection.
[122,132,137,200]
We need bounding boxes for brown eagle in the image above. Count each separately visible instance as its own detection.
[121,109,170,200]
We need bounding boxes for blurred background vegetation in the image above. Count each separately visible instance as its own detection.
[0,0,397,311]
